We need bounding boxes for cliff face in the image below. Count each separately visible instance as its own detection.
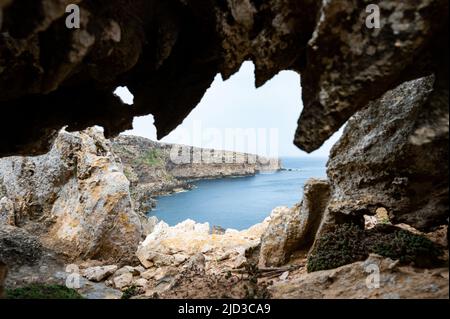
[112,134,280,181]
[325,76,448,232]
[0,129,148,265]
[111,134,281,213]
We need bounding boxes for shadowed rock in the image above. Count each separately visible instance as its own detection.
[0,261,6,298]
[259,179,331,267]
[0,0,447,157]
[325,76,448,232]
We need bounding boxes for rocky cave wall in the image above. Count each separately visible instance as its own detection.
[0,129,149,265]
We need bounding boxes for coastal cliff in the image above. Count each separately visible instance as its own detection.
[111,134,281,214]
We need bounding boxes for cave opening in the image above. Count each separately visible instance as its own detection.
[113,61,342,231]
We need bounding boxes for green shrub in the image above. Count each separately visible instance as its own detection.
[307,223,444,272]
[6,284,84,299]
[121,285,139,299]
[137,149,163,167]
[307,224,368,272]
[372,229,443,268]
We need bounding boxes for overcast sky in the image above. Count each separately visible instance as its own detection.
[115,62,342,158]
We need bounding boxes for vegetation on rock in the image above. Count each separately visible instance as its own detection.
[5,284,84,299]
[307,224,367,272]
[307,223,444,272]
[121,285,140,299]
[139,149,163,167]
[372,229,443,267]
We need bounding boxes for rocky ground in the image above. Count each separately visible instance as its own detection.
[34,211,447,300]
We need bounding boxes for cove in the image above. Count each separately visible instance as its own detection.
[149,157,327,230]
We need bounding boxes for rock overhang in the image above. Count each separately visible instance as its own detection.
[0,0,447,157]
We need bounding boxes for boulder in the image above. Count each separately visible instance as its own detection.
[0,225,42,267]
[137,218,271,270]
[114,266,142,277]
[134,278,148,288]
[269,255,449,299]
[259,180,330,267]
[0,128,148,264]
[82,265,118,282]
[325,76,448,232]
[113,272,133,290]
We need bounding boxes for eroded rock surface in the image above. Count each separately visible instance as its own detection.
[269,254,449,299]
[325,76,448,232]
[82,265,118,283]
[136,218,270,272]
[0,225,42,267]
[0,128,148,264]
[259,179,330,267]
[0,1,447,157]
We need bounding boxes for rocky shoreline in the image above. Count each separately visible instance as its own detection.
[111,134,281,214]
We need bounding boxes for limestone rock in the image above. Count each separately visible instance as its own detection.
[137,218,271,271]
[269,255,449,299]
[325,77,448,232]
[259,180,330,267]
[259,207,293,267]
[134,278,148,288]
[113,272,133,290]
[0,1,446,159]
[0,128,147,264]
[294,1,448,152]
[0,197,14,226]
[183,253,206,271]
[0,225,42,267]
[279,271,289,281]
[82,265,118,282]
[114,265,143,277]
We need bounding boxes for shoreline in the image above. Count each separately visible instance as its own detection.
[148,168,284,212]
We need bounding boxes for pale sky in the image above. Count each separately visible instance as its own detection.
[115,61,342,158]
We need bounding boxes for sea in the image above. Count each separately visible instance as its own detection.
[148,157,328,230]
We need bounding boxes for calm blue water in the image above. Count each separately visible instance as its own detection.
[149,157,327,230]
